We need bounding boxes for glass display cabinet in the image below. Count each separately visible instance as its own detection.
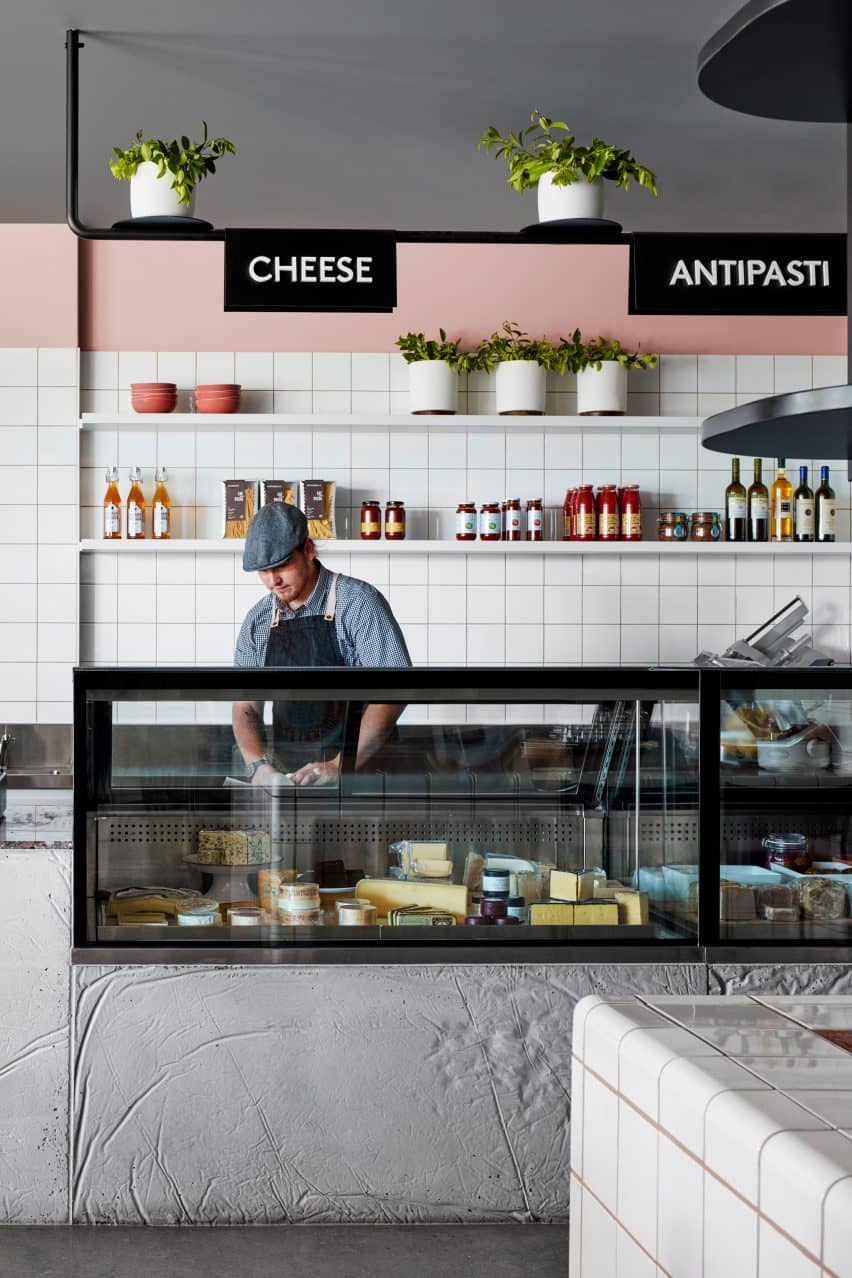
[73,667,701,958]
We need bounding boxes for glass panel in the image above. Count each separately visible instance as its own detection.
[719,683,852,941]
[81,679,699,948]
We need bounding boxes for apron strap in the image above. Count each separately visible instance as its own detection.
[324,572,340,622]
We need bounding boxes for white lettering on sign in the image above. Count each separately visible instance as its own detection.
[668,258,831,288]
[247,254,375,285]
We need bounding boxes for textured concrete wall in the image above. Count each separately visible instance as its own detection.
[0,846,71,1222]
[710,964,852,996]
[71,962,705,1224]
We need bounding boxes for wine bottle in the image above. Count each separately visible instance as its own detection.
[771,459,793,543]
[815,465,836,542]
[747,458,769,542]
[793,465,815,542]
[725,457,747,541]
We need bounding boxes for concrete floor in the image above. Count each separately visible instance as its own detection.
[0,1225,570,1278]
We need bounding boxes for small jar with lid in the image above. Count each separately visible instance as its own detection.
[526,497,543,541]
[658,511,689,541]
[479,502,501,541]
[456,502,477,541]
[597,485,620,541]
[360,499,382,541]
[690,511,722,542]
[505,497,523,541]
[385,500,406,540]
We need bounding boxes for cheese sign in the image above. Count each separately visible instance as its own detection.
[224,229,397,312]
[630,233,846,315]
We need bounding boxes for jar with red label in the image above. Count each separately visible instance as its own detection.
[479,502,501,541]
[360,499,382,540]
[597,485,620,540]
[500,500,508,541]
[505,497,522,541]
[574,485,597,541]
[456,502,477,541]
[526,498,543,541]
[385,500,406,540]
[621,485,642,541]
[562,490,573,541]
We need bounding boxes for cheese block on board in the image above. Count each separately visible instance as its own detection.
[549,870,596,902]
[197,829,270,865]
[594,879,624,898]
[529,902,575,926]
[355,878,468,923]
[106,894,182,919]
[573,901,619,926]
[614,890,649,925]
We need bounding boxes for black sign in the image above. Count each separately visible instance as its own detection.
[630,233,846,315]
[224,229,397,312]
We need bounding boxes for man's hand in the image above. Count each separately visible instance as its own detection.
[289,757,340,787]
[250,762,291,788]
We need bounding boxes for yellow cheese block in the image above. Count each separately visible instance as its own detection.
[549,870,595,902]
[355,878,468,923]
[107,895,180,919]
[117,911,170,926]
[411,859,453,878]
[574,901,619,926]
[615,890,649,925]
[529,902,575,926]
[594,879,624,898]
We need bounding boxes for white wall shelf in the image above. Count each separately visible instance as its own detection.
[79,413,703,434]
[78,538,852,555]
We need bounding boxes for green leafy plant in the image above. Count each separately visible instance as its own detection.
[561,330,658,373]
[396,329,475,373]
[478,111,657,196]
[109,122,236,206]
[475,322,570,374]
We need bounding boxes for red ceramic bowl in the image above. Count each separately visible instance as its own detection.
[132,397,177,414]
[195,384,240,393]
[130,382,177,393]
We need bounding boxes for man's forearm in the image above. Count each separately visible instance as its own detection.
[232,700,267,764]
[355,702,403,767]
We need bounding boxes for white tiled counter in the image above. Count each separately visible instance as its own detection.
[570,994,852,1277]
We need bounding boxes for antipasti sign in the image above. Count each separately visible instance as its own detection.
[630,233,845,315]
[224,229,397,312]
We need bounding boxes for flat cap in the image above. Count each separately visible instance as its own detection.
[243,502,308,572]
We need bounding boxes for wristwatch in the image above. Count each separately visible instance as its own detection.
[247,755,271,779]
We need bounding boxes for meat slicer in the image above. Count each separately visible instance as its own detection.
[695,596,834,668]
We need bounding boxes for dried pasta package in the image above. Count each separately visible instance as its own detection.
[261,480,297,507]
[222,479,259,538]
[300,479,337,539]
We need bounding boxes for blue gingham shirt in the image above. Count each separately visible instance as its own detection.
[235,563,412,668]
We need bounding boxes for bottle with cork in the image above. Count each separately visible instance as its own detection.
[152,467,171,540]
[103,467,121,539]
[126,467,146,540]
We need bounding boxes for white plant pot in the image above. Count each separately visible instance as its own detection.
[496,360,546,415]
[129,161,196,219]
[537,170,604,223]
[577,362,628,416]
[408,360,458,414]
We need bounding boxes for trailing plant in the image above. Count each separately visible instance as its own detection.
[561,330,658,373]
[395,329,475,372]
[478,111,657,195]
[475,322,569,374]
[109,122,236,206]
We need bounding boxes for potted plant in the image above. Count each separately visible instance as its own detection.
[478,111,657,223]
[109,122,236,219]
[396,329,474,414]
[561,330,658,415]
[476,322,569,415]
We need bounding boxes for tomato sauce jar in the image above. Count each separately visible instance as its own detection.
[574,485,597,541]
[456,502,477,541]
[385,500,406,540]
[505,497,522,541]
[597,485,620,540]
[621,485,642,541]
[360,499,382,540]
[526,498,543,541]
[479,502,501,541]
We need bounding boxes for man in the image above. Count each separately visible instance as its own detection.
[232,502,411,787]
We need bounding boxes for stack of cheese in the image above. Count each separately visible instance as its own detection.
[529,869,649,926]
[106,889,207,927]
[197,829,271,865]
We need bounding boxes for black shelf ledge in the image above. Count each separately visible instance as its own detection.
[698,0,852,123]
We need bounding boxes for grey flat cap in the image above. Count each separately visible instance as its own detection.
[243,502,308,572]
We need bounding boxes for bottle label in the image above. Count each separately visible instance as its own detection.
[361,520,380,535]
[457,511,476,536]
[750,495,769,519]
[818,496,836,536]
[622,511,641,538]
[104,504,120,536]
[776,498,792,517]
[527,510,542,533]
[727,495,747,519]
[576,512,596,538]
[506,510,522,534]
[796,496,815,535]
[128,502,144,537]
[153,502,169,537]
[599,512,619,538]
[480,511,500,536]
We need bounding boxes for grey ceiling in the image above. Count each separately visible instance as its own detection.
[0,0,845,232]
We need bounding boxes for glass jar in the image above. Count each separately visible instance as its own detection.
[505,497,523,541]
[597,485,620,541]
[176,899,220,926]
[574,485,597,541]
[500,500,508,541]
[690,511,722,542]
[456,502,477,541]
[621,485,642,541]
[526,497,543,541]
[360,499,382,540]
[479,502,501,541]
[385,500,406,540]
[763,832,811,872]
[658,511,688,541]
[562,490,573,541]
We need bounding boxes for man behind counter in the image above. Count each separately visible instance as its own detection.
[232,502,411,787]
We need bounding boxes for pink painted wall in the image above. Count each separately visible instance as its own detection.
[0,226,78,347]
[82,240,844,354]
